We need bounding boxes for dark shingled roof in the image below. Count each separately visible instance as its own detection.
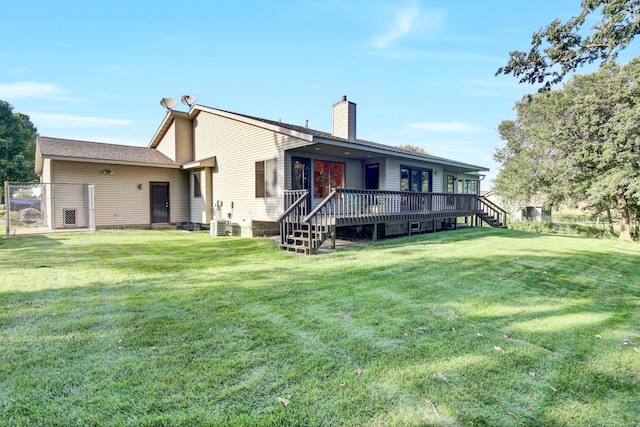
[38,136,179,166]
[212,108,489,171]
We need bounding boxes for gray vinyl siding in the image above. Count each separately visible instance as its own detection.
[433,166,444,193]
[193,112,309,224]
[49,160,188,227]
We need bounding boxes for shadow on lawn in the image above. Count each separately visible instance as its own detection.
[1,230,639,425]
[0,232,280,276]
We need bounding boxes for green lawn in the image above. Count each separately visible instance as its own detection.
[1,229,639,426]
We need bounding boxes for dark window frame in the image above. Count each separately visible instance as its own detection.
[400,165,432,192]
[255,158,277,198]
[464,179,479,195]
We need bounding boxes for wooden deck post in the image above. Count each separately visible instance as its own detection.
[331,228,336,249]
[372,223,378,241]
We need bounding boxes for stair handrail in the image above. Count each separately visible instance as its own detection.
[302,189,339,253]
[277,190,309,222]
[477,195,507,227]
[302,189,336,222]
[277,190,309,246]
[477,195,506,215]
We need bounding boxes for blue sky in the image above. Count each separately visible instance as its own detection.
[0,1,611,185]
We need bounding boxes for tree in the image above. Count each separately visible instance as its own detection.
[496,0,640,90]
[0,100,38,198]
[397,144,429,155]
[493,59,640,240]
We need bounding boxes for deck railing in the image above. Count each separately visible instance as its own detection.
[277,190,309,246]
[280,189,487,253]
[280,189,503,253]
[306,189,478,223]
[477,195,507,227]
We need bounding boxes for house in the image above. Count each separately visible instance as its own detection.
[483,190,551,223]
[35,96,505,253]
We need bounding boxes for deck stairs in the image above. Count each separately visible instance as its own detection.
[476,196,508,228]
[477,212,506,228]
[279,223,334,255]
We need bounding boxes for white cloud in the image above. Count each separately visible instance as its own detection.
[372,4,421,48]
[28,112,133,128]
[408,121,482,133]
[0,81,68,99]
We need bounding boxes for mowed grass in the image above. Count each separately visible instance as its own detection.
[1,229,639,426]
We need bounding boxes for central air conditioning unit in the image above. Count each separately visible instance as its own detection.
[210,220,228,236]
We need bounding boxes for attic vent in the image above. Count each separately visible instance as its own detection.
[63,209,77,226]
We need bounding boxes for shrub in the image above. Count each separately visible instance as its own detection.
[508,220,556,234]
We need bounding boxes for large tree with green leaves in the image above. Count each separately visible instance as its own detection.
[494,59,640,240]
[497,0,640,90]
[0,100,38,197]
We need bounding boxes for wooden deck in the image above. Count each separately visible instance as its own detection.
[278,189,505,254]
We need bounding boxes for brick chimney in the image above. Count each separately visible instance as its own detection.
[332,95,356,141]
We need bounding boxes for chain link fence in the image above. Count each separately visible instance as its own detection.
[3,182,95,237]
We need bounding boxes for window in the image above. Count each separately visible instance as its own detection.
[292,158,310,191]
[193,171,202,198]
[446,175,456,205]
[447,175,455,193]
[313,160,345,198]
[464,179,479,194]
[400,166,431,192]
[255,158,277,198]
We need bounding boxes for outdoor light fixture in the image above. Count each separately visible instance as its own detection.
[101,169,114,175]
[137,183,143,190]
